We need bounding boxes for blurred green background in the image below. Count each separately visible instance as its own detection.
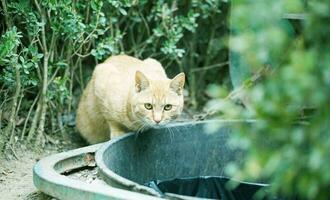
[220,0,330,200]
[1,0,330,199]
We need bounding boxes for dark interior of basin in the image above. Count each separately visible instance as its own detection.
[102,121,246,185]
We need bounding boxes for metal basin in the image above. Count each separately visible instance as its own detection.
[96,120,251,198]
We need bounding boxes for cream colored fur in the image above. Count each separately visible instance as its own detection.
[76,55,185,144]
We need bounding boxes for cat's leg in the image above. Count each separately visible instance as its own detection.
[108,121,126,139]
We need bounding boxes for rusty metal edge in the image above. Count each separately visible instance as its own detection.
[33,143,162,200]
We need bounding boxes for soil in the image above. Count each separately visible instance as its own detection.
[0,129,86,200]
[0,110,197,200]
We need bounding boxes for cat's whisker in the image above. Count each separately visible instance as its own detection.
[136,124,143,133]
[166,127,174,143]
[139,126,146,134]
[143,122,150,132]
[172,119,191,132]
[137,122,148,133]
[143,122,150,131]
[134,123,146,140]
[130,120,142,127]
[171,127,175,141]
[172,125,180,134]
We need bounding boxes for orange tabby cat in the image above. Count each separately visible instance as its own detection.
[76,55,185,144]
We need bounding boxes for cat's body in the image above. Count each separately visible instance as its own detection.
[76,55,185,144]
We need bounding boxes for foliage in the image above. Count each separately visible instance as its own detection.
[1,0,329,199]
[208,0,330,199]
[0,0,229,151]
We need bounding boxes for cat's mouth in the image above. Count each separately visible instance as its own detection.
[152,121,170,128]
[152,123,163,128]
[141,118,171,129]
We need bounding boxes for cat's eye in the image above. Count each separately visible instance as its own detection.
[144,103,153,110]
[164,104,172,111]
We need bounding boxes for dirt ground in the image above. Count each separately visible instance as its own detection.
[0,130,86,200]
[0,110,196,200]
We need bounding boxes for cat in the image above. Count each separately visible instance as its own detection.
[76,55,185,144]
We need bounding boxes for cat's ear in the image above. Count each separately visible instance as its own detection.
[135,71,150,92]
[170,72,185,95]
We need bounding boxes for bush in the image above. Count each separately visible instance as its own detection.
[208,0,330,199]
[0,0,229,150]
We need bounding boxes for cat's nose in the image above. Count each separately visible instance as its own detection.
[153,113,162,124]
[154,119,161,124]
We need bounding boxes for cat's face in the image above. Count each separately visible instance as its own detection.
[131,71,185,128]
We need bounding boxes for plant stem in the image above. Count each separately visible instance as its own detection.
[21,93,39,140]
[0,0,21,152]
[34,0,50,145]
[2,64,21,151]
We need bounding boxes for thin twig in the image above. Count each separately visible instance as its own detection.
[70,10,102,59]
[9,145,19,160]
[21,92,40,140]
[203,66,272,118]
[8,89,24,145]
[47,66,61,87]
[190,61,229,73]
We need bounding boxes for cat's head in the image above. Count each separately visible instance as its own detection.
[131,71,185,128]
